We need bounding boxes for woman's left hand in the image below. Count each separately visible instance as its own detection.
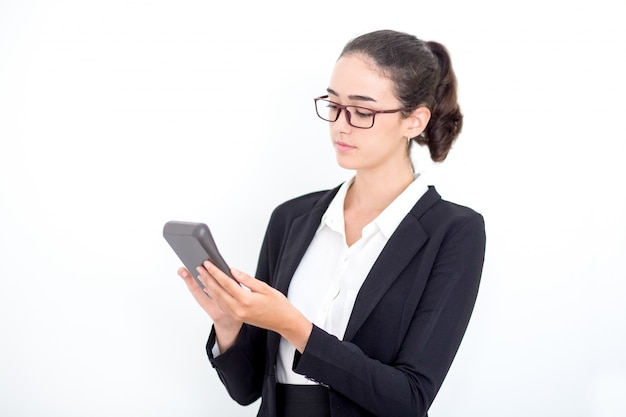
[198,261,313,352]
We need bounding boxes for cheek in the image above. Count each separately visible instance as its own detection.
[370,129,408,156]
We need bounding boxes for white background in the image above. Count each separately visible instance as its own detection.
[1,1,625,416]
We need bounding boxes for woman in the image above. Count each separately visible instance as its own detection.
[179,29,486,417]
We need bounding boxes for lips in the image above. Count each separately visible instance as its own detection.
[334,141,356,152]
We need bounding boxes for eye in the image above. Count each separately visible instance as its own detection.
[353,107,374,118]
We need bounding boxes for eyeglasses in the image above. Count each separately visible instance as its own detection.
[314,95,410,129]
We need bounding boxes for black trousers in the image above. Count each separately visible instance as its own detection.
[276,383,331,417]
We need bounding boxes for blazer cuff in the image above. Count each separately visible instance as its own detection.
[292,324,341,386]
[206,324,246,368]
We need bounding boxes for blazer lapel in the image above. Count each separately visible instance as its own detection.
[267,187,340,365]
[273,187,340,295]
[343,187,441,341]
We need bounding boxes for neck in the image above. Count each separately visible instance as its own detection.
[346,162,415,213]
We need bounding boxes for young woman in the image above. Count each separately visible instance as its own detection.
[178,29,486,417]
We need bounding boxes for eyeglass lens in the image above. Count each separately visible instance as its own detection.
[315,99,375,129]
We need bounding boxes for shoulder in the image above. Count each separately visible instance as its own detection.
[270,186,341,222]
[258,186,342,256]
[415,186,485,239]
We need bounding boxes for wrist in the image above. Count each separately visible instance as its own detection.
[213,318,243,353]
[280,313,313,353]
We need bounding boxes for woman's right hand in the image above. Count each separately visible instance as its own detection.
[178,267,243,352]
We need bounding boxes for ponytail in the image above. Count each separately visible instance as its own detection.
[417,41,463,162]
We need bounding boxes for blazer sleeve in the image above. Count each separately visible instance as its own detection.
[204,212,278,405]
[206,324,266,405]
[291,211,486,417]
[204,190,329,406]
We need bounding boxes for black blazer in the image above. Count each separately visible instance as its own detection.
[208,186,486,417]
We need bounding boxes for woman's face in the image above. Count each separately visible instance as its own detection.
[326,54,415,174]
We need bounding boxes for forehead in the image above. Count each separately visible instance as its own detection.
[328,54,397,103]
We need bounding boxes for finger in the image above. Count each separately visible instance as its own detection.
[193,265,210,289]
[203,261,244,293]
[178,267,198,288]
[179,267,211,301]
[178,267,201,291]
[230,268,264,292]
[196,263,236,302]
[195,265,218,298]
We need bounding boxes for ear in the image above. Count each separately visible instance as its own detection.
[403,107,431,138]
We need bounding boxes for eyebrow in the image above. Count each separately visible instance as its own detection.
[326,88,377,102]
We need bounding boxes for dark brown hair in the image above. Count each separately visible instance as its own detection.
[340,30,463,162]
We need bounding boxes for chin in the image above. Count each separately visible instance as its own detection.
[335,154,361,171]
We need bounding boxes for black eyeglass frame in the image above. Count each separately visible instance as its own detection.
[314,95,411,129]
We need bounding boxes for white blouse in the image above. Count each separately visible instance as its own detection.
[276,174,428,384]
